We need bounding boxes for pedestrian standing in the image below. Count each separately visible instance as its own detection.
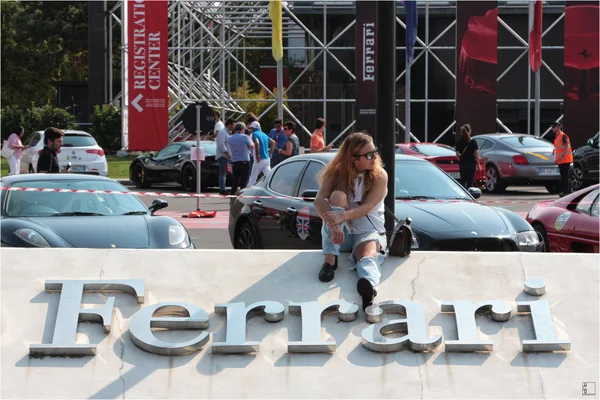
[245,113,259,172]
[247,121,275,187]
[310,118,333,153]
[213,111,225,136]
[551,122,573,196]
[229,122,254,194]
[455,124,480,189]
[216,119,234,195]
[7,126,27,175]
[37,127,64,173]
[277,121,300,161]
[269,118,287,167]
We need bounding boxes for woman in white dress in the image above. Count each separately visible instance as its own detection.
[7,126,27,175]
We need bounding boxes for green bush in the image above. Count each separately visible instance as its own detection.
[230,81,288,132]
[90,104,122,151]
[1,105,78,141]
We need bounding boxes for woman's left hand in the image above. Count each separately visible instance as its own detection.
[324,211,345,226]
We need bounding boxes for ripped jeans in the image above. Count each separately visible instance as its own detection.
[321,211,387,288]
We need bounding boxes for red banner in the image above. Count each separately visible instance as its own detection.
[563,2,599,149]
[127,0,169,151]
[455,1,498,136]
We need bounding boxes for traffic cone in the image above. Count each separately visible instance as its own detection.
[183,209,217,218]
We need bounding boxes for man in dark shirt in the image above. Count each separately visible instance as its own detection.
[37,127,64,173]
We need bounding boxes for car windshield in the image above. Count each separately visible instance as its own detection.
[394,159,472,200]
[500,136,553,148]
[190,141,216,156]
[62,134,97,147]
[3,179,149,217]
[409,144,456,157]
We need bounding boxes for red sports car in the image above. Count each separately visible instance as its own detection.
[526,184,599,253]
[395,142,486,189]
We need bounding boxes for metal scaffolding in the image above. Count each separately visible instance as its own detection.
[108,0,565,149]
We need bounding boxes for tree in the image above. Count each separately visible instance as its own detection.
[1,1,88,107]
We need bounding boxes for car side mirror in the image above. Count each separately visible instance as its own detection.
[149,199,168,214]
[468,187,482,199]
[588,139,594,146]
[301,189,318,202]
[147,152,155,158]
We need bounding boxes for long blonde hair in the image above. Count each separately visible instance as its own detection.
[318,132,385,197]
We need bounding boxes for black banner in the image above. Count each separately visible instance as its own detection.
[563,1,599,148]
[455,1,498,137]
[355,2,378,138]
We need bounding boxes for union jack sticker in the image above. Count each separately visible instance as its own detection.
[296,206,311,240]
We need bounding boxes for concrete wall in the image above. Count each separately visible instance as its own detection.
[1,249,598,399]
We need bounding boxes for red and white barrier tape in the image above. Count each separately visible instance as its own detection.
[0,186,580,205]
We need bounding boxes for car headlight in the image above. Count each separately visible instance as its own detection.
[411,235,419,249]
[517,230,540,247]
[169,224,187,245]
[14,228,51,247]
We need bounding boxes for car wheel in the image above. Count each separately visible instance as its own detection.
[133,163,151,189]
[568,164,584,193]
[545,183,562,194]
[485,164,506,193]
[28,164,34,174]
[235,221,260,249]
[182,164,197,192]
[532,223,550,252]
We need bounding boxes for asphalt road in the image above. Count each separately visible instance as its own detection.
[125,182,558,250]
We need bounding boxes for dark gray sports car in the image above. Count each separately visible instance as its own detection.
[229,153,544,252]
[129,141,232,191]
[1,174,194,249]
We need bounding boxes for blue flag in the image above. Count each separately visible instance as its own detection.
[403,0,418,63]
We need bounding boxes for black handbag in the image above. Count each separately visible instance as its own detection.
[361,203,414,258]
[386,211,414,257]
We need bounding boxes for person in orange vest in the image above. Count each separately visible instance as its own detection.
[551,122,573,197]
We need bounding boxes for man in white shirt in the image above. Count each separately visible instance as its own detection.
[213,111,225,137]
[216,119,234,195]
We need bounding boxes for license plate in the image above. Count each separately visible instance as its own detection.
[538,167,558,175]
[70,165,86,171]
[449,172,460,179]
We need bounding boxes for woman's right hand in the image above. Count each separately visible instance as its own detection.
[331,224,344,245]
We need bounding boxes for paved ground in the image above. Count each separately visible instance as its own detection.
[125,181,558,249]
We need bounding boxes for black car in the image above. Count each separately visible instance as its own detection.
[229,153,543,252]
[129,141,232,191]
[1,174,194,249]
[569,133,599,193]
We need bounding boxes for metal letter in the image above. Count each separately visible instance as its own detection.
[288,300,359,353]
[361,300,442,353]
[211,301,284,354]
[517,300,571,352]
[441,300,512,352]
[129,302,210,356]
[524,278,546,296]
[30,279,145,357]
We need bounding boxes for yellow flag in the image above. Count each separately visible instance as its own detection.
[269,0,283,62]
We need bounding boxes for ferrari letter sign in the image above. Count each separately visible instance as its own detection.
[30,278,571,358]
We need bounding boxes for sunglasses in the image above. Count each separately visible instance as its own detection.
[353,150,378,160]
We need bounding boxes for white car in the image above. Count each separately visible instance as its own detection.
[21,130,108,176]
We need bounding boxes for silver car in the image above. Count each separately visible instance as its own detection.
[472,133,561,193]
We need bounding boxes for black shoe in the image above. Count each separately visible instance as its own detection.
[357,278,376,311]
[318,255,338,282]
